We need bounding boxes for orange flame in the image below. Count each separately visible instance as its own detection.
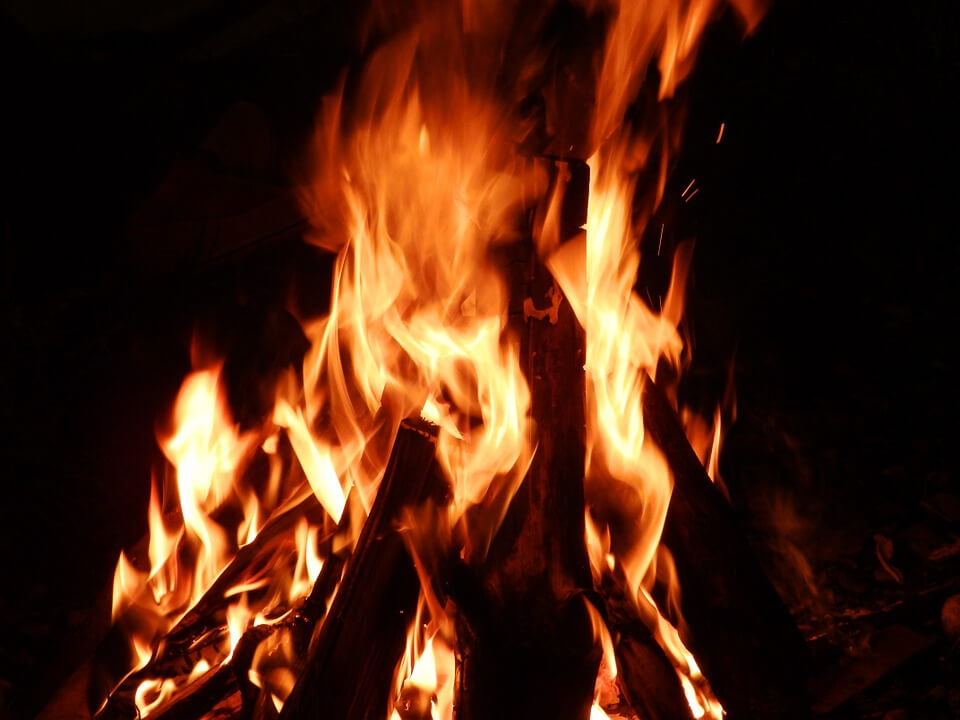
[392,596,455,720]
[297,30,537,545]
[108,364,332,702]
[108,0,767,713]
[550,0,766,715]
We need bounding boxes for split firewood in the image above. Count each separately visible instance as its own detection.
[279,423,443,720]
[641,373,812,719]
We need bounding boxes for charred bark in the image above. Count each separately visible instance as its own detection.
[279,423,443,720]
[642,374,812,719]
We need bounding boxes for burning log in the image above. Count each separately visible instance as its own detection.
[147,663,238,720]
[642,374,812,719]
[279,423,443,720]
[90,489,333,719]
[89,495,301,715]
[166,492,327,648]
[95,422,436,720]
[454,157,599,720]
[142,551,347,720]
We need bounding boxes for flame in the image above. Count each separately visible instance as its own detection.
[249,626,299,713]
[159,367,256,606]
[297,29,538,548]
[590,704,613,720]
[393,596,455,720]
[585,597,621,715]
[683,406,723,484]
[683,353,737,497]
[272,398,345,522]
[111,552,146,623]
[107,364,332,703]
[589,0,764,150]
[134,677,177,718]
[225,594,251,660]
[290,517,324,600]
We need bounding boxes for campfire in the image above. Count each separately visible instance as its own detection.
[86,1,810,718]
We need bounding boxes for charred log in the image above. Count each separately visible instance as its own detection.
[91,494,347,720]
[279,423,443,720]
[642,374,812,719]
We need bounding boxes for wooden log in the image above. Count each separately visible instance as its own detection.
[454,157,598,720]
[279,423,443,720]
[641,373,812,719]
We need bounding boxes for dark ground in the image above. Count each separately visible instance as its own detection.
[2,0,959,718]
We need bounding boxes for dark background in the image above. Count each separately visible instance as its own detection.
[1,0,958,717]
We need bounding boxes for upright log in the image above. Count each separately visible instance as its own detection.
[642,374,811,719]
[280,423,443,720]
[455,158,598,720]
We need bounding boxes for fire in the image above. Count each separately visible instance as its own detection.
[393,599,456,720]
[547,0,765,714]
[272,398,345,522]
[106,363,337,711]
[160,367,257,606]
[102,0,769,715]
[297,32,536,528]
[249,626,299,713]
